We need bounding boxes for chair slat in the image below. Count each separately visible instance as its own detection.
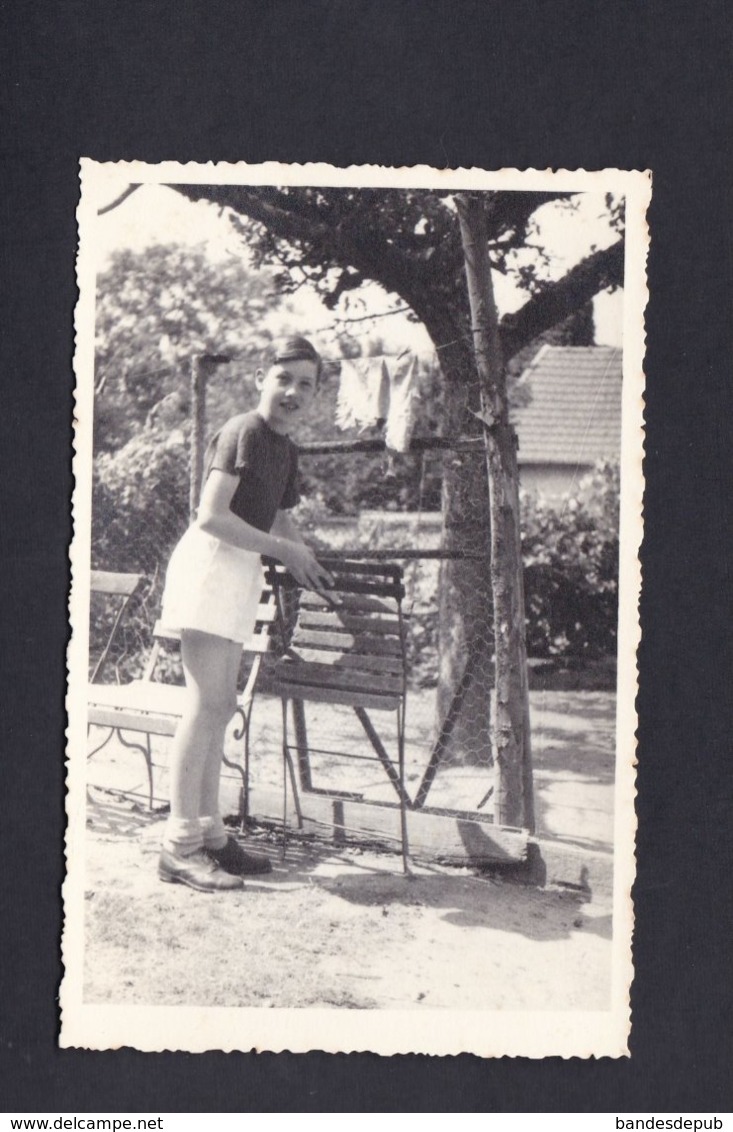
[268,681,401,711]
[88,677,257,733]
[91,570,145,597]
[275,659,403,695]
[89,706,180,736]
[290,628,403,657]
[297,609,402,635]
[317,559,404,582]
[268,558,402,581]
[285,646,404,674]
[275,575,404,600]
[152,617,276,654]
[330,578,405,599]
[299,591,398,615]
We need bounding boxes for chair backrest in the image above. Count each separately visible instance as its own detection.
[265,559,407,710]
[89,570,147,682]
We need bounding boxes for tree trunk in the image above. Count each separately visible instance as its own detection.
[408,306,495,786]
[436,360,495,773]
[455,193,534,831]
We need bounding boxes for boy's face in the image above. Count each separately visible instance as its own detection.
[255,358,318,434]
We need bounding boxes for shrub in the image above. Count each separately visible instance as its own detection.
[90,424,190,681]
[520,461,620,659]
[92,424,190,575]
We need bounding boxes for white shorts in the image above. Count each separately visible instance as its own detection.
[160,526,265,643]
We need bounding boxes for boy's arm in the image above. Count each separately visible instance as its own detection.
[270,509,307,545]
[196,471,332,590]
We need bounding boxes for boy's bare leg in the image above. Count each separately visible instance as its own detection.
[168,630,241,823]
[158,631,244,889]
[193,635,273,875]
[199,641,242,835]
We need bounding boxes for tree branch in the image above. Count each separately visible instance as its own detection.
[180,185,333,246]
[172,183,422,301]
[170,184,623,366]
[98,184,141,216]
[498,239,624,361]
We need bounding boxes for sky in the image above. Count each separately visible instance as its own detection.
[91,182,623,353]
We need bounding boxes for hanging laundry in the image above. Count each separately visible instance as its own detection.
[335,357,389,432]
[335,351,421,452]
[384,352,419,453]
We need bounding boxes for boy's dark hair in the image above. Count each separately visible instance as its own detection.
[265,335,322,384]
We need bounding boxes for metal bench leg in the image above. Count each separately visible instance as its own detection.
[227,706,250,831]
[115,728,155,809]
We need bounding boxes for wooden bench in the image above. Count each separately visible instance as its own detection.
[262,558,411,869]
[87,574,279,811]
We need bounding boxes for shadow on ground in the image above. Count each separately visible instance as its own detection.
[316,868,609,942]
[82,794,613,1010]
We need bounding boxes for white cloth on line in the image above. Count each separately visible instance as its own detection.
[384,352,419,453]
[334,357,389,432]
[335,352,420,452]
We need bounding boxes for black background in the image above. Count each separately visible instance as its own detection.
[1,0,731,1113]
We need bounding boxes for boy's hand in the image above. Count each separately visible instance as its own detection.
[280,542,334,592]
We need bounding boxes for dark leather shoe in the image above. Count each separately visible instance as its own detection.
[206,836,273,876]
[158,847,244,891]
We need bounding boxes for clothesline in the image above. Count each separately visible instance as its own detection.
[309,305,468,357]
[298,435,483,456]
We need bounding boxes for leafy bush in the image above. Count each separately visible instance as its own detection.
[92,424,190,574]
[90,424,191,682]
[520,461,620,659]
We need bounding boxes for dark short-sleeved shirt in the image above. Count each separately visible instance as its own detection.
[203,411,299,532]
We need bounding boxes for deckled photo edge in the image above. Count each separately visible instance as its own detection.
[61,162,650,1058]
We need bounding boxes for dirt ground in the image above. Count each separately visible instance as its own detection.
[83,800,612,1011]
[82,688,615,1010]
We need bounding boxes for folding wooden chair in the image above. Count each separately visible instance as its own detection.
[262,558,411,871]
[89,570,147,683]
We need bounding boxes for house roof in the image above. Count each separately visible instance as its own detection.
[512,345,623,465]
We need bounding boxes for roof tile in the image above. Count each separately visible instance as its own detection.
[512,345,623,465]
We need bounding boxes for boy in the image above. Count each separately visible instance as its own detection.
[158,337,332,891]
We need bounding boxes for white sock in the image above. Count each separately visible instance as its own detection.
[200,814,228,850]
[163,816,203,856]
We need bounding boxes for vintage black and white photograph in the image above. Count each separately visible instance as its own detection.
[61,161,649,1056]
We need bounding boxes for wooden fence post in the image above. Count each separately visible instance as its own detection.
[456,193,534,832]
[188,353,231,521]
[189,355,207,521]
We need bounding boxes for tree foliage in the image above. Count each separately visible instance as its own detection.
[171,185,624,369]
[94,243,281,452]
